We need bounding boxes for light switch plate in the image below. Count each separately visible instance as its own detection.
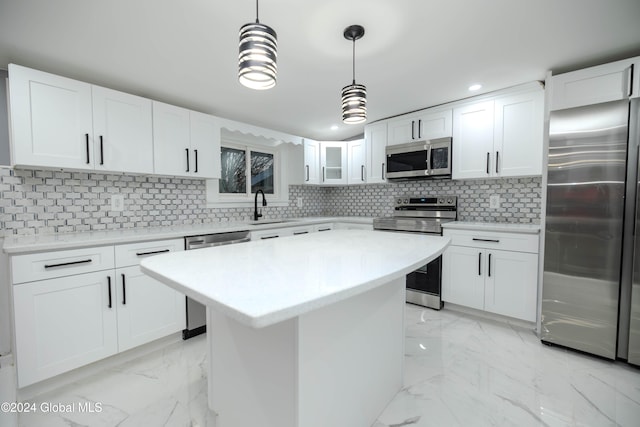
[489,194,500,209]
[111,194,124,212]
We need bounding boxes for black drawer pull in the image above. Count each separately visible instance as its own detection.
[318,228,331,232]
[85,133,90,164]
[472,238,500,243]
[488,253,492,277]
[293,231,309,235]
[121,273,127,305]
[107,276,112,309]
[44,259,92,269]
[136,249,170,256]
[261,235,279,239]
[478,252,482,276]
[194,149,198,173]
[186,148,190,172]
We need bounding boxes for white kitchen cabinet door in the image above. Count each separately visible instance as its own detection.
[303,139,320,185]
[152,101,191,177]
[320,141,347,185]
[364,122,387,183]
[551,57,637,110]
[417,109,453,140]
[13,272,118,387]
[115,266,185,352]
[386,116,417,146]
[452,101,494,180]
[92,85,153,174]
[347,139,366,185]
[493,90,544,177]
[190,111,221,179]
[8,64,94,169]
[442,246,485,310]
[484,251,538,322]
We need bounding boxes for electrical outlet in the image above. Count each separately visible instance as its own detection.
[489,194,500,209]
[111,194,124,212]
[296,197,303,208]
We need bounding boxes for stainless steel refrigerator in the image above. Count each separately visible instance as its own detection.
[542,97,640,365]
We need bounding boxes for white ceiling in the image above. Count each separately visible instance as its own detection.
[1,0,639,141]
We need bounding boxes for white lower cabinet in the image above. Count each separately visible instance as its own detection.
[11,239,185,387]
[442,228,539,322]
[13,271,118,387]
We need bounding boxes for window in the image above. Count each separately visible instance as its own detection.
[218,144,277,196]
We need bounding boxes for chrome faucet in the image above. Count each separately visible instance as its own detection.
[254,189,267,221]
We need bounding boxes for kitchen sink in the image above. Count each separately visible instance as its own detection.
[247,219,297,226]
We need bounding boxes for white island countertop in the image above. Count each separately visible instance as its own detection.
[141,230,450,328]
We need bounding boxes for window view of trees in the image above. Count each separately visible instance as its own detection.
[219,147,275,195]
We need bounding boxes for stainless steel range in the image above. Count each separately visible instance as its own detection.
[373,195,457,309]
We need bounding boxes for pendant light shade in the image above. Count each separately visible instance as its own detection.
[238,1,277,90]
[341,25,366,124]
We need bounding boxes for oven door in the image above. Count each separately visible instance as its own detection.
[406,256,443,310]
[385,142,429,179]
[427,138,452,177]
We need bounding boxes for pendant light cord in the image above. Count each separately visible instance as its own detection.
[255,0,260,23]
[352,38,356,85]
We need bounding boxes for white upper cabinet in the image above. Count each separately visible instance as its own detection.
[347,139,366,185]
[92,85,153,174]
[153,102,220,178]
[9,64,94,169]
[189,110,221,179]
[452,101,495,179]
[387,109,452,146]
[364,122,387,183]
[452,85,544,180]
[551,56,639,111]
[493,90,544,177]
[320,141,347,185]
[303,139,321,185]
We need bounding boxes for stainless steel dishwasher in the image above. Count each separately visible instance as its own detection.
[182,230,251,339]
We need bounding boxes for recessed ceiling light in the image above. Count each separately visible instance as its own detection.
[330,125,339,131]
[468,84,482,91]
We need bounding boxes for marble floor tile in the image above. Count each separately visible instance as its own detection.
[10,305,640,427]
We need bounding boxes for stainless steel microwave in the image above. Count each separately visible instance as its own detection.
[385,137,452,180]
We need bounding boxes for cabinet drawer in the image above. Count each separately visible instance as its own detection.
[443,229,539,253]
[11,246,115,284]
[115,238,184,268]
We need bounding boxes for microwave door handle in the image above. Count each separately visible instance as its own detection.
[426,145,432,175]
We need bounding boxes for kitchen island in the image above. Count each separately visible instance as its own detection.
[141,230,449,427]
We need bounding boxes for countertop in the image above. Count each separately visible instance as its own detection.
[441,221,541,234]
[141,230,450,329]
[2,216,373,254]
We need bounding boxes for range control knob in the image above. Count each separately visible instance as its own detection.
[397,198,403,205]
[438,198,445,204]
[447,198,453,204]
[404,198,409,204]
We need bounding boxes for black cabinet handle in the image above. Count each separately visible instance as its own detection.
[185,148,190,172]
[486,152,490,174]
[418,119,422,139]
[382,163,385,180]
[261,235,280,240]
[121,273,126,305]
[85,134,90,164]
[194,149,198,173]
[496,151,499,174]
[322,166,325,182]
[472,238,500,243]
[361,165,365,181]
[107,276,112,309]
[628,64,634,97]
[136,249,171,256]
[305,165,310,181]
[293,231,309,235]
[411,120,415,140]
[488,253,492,277]
[44,259,92,269]
[478,252,482,276]
[100,135,104,165]
[318,227,331,232]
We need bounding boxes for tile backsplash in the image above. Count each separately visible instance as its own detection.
[0,168,541,238]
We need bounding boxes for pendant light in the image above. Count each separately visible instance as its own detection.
[238,0,277,90]
[341,25,367,124]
